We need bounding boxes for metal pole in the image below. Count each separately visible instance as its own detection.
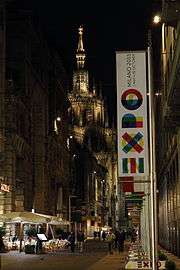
[69,195,77,232]
[147,45,158,270]
[19,222,23,253]
[69,196,71,232]
[74,221,77,244]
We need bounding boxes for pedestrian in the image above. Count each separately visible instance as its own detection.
[0,235,5,253]
[58,234,62,240]
[117,229,125,252]
[131,228,137,243]
[68,231,75,252]
[97,231,100,240]
[77,230,85,252]
[102,231,106,241]
[114,230,120,249]
[36,236,43,254]
[106,229,115,254]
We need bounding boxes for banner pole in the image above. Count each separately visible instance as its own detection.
[147,45,158,270]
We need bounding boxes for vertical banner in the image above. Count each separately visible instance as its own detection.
[116,51,149,177]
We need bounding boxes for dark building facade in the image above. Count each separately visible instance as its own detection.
[156,0,180,257]
[0,1,70,220]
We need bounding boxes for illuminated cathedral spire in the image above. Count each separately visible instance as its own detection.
[73,25,89,95]
[76,25,86,69]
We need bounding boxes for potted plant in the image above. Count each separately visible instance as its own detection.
[158,250,168,261]
[165,260,176,270]
[158,250,168,269]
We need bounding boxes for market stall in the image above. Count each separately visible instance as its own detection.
[0,212,71,253]
[43,217,70,252]
[0,211,50,252]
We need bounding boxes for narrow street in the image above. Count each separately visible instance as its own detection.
[0,240,128,270]
[0,1,180,269]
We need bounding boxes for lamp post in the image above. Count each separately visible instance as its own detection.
[147,24,159,270]
[69,195,77,232]
[148,15,162,270]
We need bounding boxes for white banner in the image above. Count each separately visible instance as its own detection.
[116,51,149,177]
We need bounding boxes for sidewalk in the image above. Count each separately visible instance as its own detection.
[159,246,180,270]
[86,243,129,270]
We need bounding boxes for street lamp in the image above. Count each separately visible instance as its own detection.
[150,15,163,269]
[147,18,161,269]
[153,14,161,24]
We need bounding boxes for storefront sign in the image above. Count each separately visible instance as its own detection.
[1,183,10,192]
[0,176,11,192]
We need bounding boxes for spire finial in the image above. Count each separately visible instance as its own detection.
[76,25,86,69]
[77,25,84,52]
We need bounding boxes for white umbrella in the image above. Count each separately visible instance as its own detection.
[0,211,50,252]
[48,216,70,225]
[0,211,50,224]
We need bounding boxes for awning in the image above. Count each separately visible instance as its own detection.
[34,213,70,225]
[48,217,70,225]
[0,211,50,224]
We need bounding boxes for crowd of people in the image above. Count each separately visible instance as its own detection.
[66,229,125,254]
[55,227,137,254]
[94,227,137,254]
[104,229,126,254]
[66,230,85,253]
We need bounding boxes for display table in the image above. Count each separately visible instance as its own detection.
[43,239,70,252]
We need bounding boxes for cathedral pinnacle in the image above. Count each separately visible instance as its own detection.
[77,25,84,52]
[76,25,86,69]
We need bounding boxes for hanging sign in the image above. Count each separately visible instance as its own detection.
[116,51,149,177]
[0,176,11,192]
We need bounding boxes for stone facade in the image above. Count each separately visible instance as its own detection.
[0,1,70,219]
[156,0,180,257]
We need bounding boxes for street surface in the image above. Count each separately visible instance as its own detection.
[0,240,128,270]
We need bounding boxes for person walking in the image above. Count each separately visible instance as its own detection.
[68,232,75,252]
[102,231,106,241]
[117,229,125,252]
[106,229,115,254]
[131,228,137,243]
[77,230,85,252]
[114,230,120,249]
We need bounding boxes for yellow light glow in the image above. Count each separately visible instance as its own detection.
[56,117,61,121]
[153,15,161,24]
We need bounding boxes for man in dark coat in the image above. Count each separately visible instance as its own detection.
[117,229,125,252]
[68,232,75,252]
[77,231,85,252]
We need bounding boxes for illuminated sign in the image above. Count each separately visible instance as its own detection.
[0,177,11,192]
[1,183,10,192]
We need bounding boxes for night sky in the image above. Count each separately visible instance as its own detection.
[17,0,160,121]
